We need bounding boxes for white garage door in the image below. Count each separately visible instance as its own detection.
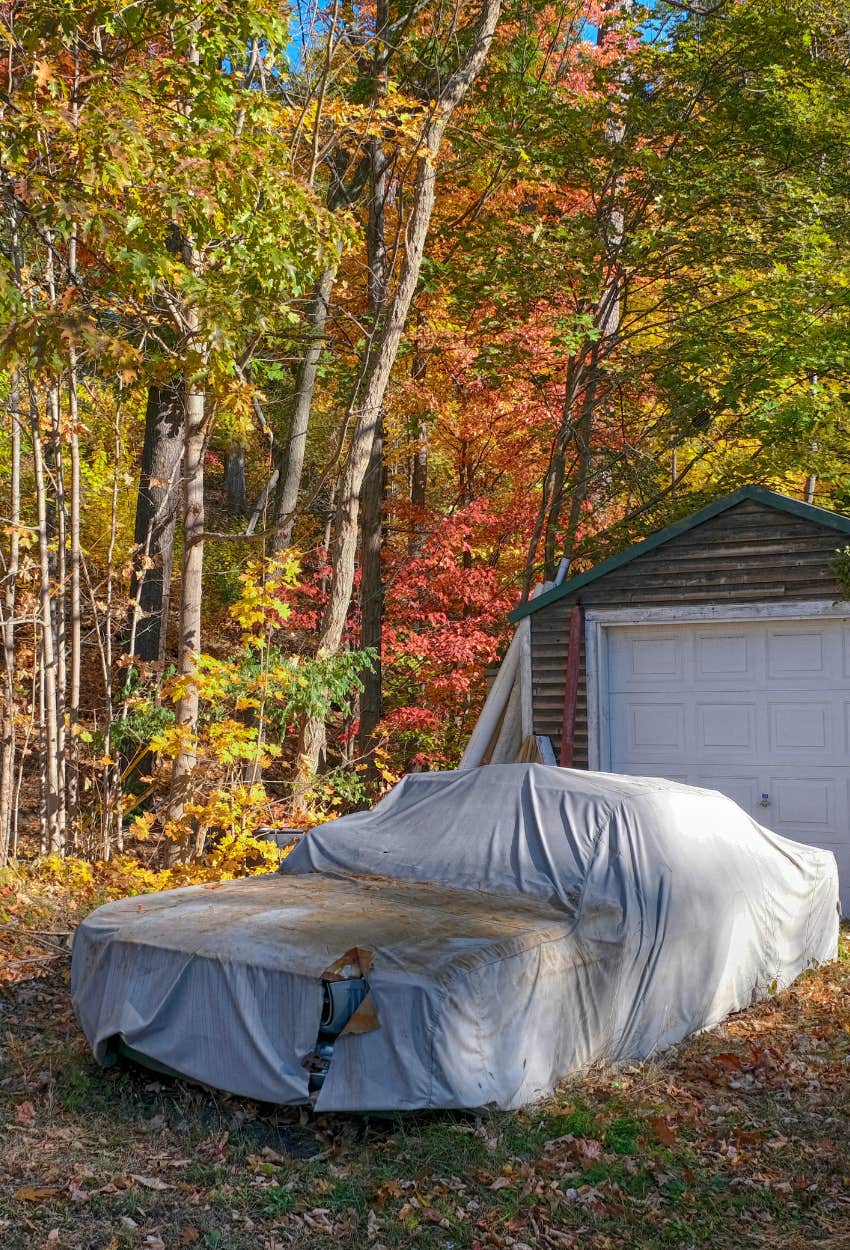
[605,616,850,909]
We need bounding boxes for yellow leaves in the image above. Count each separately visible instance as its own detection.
[147,723,195,760]
[163,654,236,706]
[373,747,400,791]
[33,854,94,892]
[205,718,264,765]
[229,555,300,648]
[129,812,156,843]
[3,522,36,551]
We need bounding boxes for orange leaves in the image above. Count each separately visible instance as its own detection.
[14,1185,63,1202]
[15,1100,36,1126]
[648,1115,677,1149]
[34,60,53,90]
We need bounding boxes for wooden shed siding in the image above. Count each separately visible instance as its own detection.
[530,500,846,763]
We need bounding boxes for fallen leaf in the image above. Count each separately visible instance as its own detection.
[14,1186,63,1202]
[711,1052,744,1071]
[489,1176,512,1190]
[129,1174,171,1191]
[178,1229,200,1246]
[203,882,224,890]
[575,1138,602,1166]
[15,1100,36,1125]
[649,1115,677,1147]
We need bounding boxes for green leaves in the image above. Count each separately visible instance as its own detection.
[0,0,350,413]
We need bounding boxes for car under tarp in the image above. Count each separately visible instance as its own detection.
[72,765,840,1111]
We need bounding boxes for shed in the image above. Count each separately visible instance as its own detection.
[508,485,850,908]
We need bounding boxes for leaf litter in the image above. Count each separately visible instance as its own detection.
[0,913,847,1250]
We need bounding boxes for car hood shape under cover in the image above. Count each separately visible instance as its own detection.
[72,765,840,1111]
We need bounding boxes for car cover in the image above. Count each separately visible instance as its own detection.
[72,765,839,1110]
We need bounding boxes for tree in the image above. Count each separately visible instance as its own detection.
[296,0,504,792]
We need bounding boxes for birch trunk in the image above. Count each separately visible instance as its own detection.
[273,263,336,549]
[0,377,21,863]
[357,415,384,760]
[166,355,206,846]
[29,384,64,853]
[357,134,391,764]
[66,67,82,841]
[67,346,82,839]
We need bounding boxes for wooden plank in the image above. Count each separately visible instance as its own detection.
[559,605,584,767]
[614,550,837,572]
[583,570,836,593]
[581,584,833,605]
[519,616,534,738]
[633,532,829,556]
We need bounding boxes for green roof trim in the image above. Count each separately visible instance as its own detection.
[509,485,850,622]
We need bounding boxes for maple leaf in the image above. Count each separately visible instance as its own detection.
[34,60,53,88]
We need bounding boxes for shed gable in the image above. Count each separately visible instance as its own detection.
[530,497,847,762]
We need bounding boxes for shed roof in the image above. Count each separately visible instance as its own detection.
[509,485,850,622]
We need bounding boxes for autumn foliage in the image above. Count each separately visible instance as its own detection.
[0,0,848,873]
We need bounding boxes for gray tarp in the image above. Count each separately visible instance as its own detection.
[72,765,840,1111]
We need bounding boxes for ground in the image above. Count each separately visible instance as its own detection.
[1,893,849,1250]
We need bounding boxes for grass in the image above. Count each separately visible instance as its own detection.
[0,923,848,1249]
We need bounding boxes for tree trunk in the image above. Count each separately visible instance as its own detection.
[224,439,247,516]
[167,365,206,847]
[29,383,64,854]
[66,343,82,842]
[0,376,21,863]
[294,0,503,798]
[409,345,428,554]
[357,133,391,765]
[274,263,336,549]
[358,414,384,760]
[46,376,68,843]
[128,384,182,663]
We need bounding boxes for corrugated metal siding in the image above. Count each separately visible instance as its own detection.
[531,499,847,764]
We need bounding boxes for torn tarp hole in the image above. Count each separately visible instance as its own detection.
[320,946,379,1035]
[321,946,374,982]
[306,948,380,1092]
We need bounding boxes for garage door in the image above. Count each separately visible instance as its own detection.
[605,617,850,910]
